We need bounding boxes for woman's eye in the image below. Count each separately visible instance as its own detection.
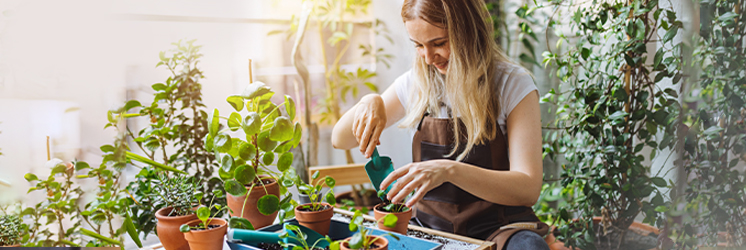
[414,44,423,48]
[434,42,446,47]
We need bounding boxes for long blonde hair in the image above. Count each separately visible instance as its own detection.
[400,0,514,161]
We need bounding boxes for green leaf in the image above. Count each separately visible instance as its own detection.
[663,26,678,43]
[651,177,667,187]
[209,108,220,137]
[239,142,256,161]
[257,131,277,152]
[227,95,245,112]
[180,224,191,233]
[277,152,293,172]
[608,111,629,121]
[215,134,232,153]
[234,165,256,185]
[325,176,336,188]
[74,161,90,170]
[229,217,254,230]
[243,112,262,136]
[325,192,336,206]
[262,152,275,165]
[221,155,234,173]
[124,100,142,111]
[284,95,296,121]
[290,123,302,148]
[81,228,122,246]
[124,216,143,248]
[257,195,280,215]
[51,163,68,175]
[270,117,294,142]
[348,233,363,249]
[241,81,271,99]
[654,205,669,212]
[653,49,664,69]
[382,213,398,228]
[197,207,210,222]
[718,12,738,22]
[152,83,167,91]
[224,180,247,197]
[312,171,320,180]
[228,112,242,131]
[24,173,38,182]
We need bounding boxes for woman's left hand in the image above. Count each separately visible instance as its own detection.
[378,159,455,207]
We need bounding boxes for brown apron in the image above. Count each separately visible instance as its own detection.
[411,112,548,249]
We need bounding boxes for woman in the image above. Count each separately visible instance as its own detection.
[331,0,549,249]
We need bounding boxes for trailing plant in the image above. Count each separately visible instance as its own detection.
[217,80,301,224]
[541,0,684,249]
[296,171,336,211]
[340,209,398,250]
[280,224,335,250]
[179,190,227,232]
[0,214,25,246]
[673,0,746,247]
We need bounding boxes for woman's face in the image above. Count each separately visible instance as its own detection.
[406,18,450,74]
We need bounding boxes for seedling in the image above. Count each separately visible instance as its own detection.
[375,190,409,213]
[179,190,227,232]
[296,171,336,211]
[279,224,333,250]
[338,209,399,250]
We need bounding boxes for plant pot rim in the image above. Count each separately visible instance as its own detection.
[373,203,411,215]
[334,190,382,208]
[341,235,389,250]
[184,218,228,234]
[295,202,334,213]
[155,206,199,220]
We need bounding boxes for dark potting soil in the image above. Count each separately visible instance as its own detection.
[256,242,328,250]
[297,204,332,212]
[248,179,275,186]
[190,224,221,231]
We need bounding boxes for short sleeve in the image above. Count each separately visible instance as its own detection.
[393,70,413,109]
[497,66,538,134]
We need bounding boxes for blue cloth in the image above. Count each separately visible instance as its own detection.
[504,230,550,250]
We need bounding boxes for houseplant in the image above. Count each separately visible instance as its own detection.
[180,190,229,250]
[152,173,201,250]
[339,209,398,250]
[541,0,684,249]
[279,224,336,250]
[0,214,25,247]
[218,80,301,229]
[294,171,337,235]
[672,0,746,247]
[372,191,410,235]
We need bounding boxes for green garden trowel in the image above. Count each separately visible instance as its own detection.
[365,148,395,195]
[227,223,329,249]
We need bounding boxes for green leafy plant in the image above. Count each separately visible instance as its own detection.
[340,209,398,250]
[216,80,301,223]
[375,190,408,213]
[179,190,228,232]
[672,0,746,247]
[0,214,26,246]
[296,171,336,211]
[280,224,334,250]
[541,0,683,249]
[151,173,201,216]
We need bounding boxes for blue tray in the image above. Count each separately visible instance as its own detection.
[227,219,442,250]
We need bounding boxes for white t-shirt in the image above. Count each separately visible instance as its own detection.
[393,63,538,137]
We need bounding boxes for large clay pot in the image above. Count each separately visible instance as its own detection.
[340,235,389,250]
[226,177,280,229]
[155,206,198,250]
[373,203,412,235]
[295,203,334,236]
[183,218,228,250]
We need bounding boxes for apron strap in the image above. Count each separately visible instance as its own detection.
[416,112,429,131]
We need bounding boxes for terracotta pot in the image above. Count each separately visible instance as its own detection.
[155,206,199,250]
[183,218,228,250]
[335,190,382,211]
[295,203,334,236]
[373,203,412,235]
[340,235,389,250]
[0,244,21,247]
[226,177,280,229]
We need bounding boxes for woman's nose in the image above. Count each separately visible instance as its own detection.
[420,47,435,65]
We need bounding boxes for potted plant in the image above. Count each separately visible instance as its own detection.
[278,224,335,250]
[216,80,301,229]
[0,214,25,247]
[372,191,411,235]
[294,171,337,235]
[151,174,202,250]
[540,0,684,249]
[339,209,398,250]
[180,190,229,250]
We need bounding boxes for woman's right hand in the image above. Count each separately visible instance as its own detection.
[352,94,387,158]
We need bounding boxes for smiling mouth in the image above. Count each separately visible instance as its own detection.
[435,61,448,69]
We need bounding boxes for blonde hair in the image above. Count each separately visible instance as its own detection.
[400,0,514,161]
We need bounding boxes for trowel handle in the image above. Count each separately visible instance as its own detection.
[227,228,283,244]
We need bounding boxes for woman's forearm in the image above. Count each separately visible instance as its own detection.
[331,102,360,150]
[447,161,542,207]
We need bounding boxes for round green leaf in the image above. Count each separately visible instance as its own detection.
[257,131,277,152]
[221,155,234,172]
[325,192,336,206]
[257,195,280,215]
[24,173,38,182]
[179,224,191,233]
[348,233,363,249]
[227,95,245,112]
[215,134,232,153]
[205,134,214,151]
[382,213,398,228]
[325,176,335,188]
[269,117,293,142]
[228,112,242,131]
[239,142,256,160]
[241,81,271,99]
[290,123,302,148]
[219,165,234,181]
[262,152,275,166]
[224,180,247,197]
[234,165,256,185]
[243,112,261,136]
[74,161,90,170]
[197,207,210,221]
[209,108,219,137]
[284,95,296,120]
[277,152,293,172]
[229,217,254,230]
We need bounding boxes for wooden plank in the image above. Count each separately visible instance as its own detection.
[308,164,368,186]
[333,208,495,250]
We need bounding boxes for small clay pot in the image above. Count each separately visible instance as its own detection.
[182,218,228,250]
[155,206,199,250]
[226,177,280,229]
[373,203,412,235]
[294,203,334,236]
[340,235,389,250]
